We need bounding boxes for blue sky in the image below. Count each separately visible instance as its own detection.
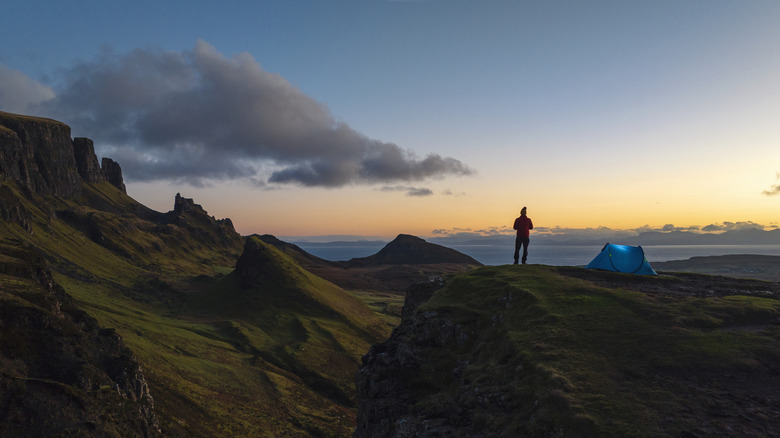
[2,1,780,238]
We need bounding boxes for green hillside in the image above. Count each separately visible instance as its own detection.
[0,178,390,436]
[0,239,160,437]
[9,111,780,436]
[356,265,780,437]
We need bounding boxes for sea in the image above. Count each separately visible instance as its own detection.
[293,243,780,267]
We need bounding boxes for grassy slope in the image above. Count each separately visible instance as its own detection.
[0,181,390,437]
[0,240,160,437]
[409,265,780,436]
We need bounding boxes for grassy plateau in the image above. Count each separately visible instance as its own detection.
[363,264,780,436]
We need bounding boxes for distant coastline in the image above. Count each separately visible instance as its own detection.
[288,227,780,266]
[286,227,780,248]
[294,241,780,267]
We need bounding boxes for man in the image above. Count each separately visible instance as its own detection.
[513,206,533,264]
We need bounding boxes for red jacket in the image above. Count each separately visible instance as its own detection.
[513,215,533,238]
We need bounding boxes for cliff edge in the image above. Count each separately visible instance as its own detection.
[0,111,125,196]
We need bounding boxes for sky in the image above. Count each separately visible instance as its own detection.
[2,0,780,240]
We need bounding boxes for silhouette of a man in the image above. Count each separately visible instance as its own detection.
[513,206,533,264]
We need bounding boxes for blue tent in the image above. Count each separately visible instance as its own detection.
[585,243,657,275]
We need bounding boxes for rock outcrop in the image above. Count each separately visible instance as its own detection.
[0,111,127,197]
[355,278,473,438]
[73,137,106,184]
[349,234,482,266]
[102,157,127,193]
[0,184,34,233]
[165,193,242,249]
[0,240,161,437]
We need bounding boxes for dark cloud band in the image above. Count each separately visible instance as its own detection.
[34,40,474,187]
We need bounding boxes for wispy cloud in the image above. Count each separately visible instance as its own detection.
[430,222,771,240]
[442,189,466,197]
[762,172,780,196]
[5,40,474,188]
[0,66,55,114]
[633,224,702,233]
[700,221,765,232]
[379,185,434,197]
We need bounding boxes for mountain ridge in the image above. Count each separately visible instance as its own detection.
[347,234,482,266]
[0,111,378,435]
[0,111,479,436]
[0,111,126,197]
[8,109,777,437]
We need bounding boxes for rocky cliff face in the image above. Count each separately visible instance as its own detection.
[0,240,161,437]
[354,279,477,438]
[73,137,105,184]
[102,157,127,193]
[0,112,81,197]
[165,193,242,248]
[0,184,34,233]
[0,111,126,197]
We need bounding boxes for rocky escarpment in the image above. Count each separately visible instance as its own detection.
[0,184,35,233]
[349,234,482,267]
[354,278,501,438]
[0,112,80,197]
[102,157,126,193]
[0,111,126,196]
[49,191,243,268]
[73,137,104,183]
[0,239,161,437]
[164,193,242,249]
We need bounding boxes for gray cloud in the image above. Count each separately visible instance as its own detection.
[27,40,474,187]
[442,189,466,197]
[700,221,765,232]
[0,66,55,114]
[379,185,434,197]
[764,186,780,196]
[634,224,702,233]
[431,227,474,236]
[407,187,434,197]
[762,172,780,196]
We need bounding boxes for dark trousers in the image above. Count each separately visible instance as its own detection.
[514,236,529,264]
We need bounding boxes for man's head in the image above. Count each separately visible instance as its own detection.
[521,206,527,215]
